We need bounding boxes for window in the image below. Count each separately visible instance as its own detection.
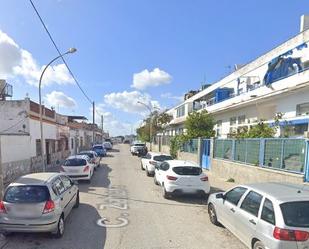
[160,162,170,171]
[64,159,87,166]
[296,103,309,116]
[238,115,246,125]
[60,176,73,190]
[4,186,50,203]
[172,166,202,175]
[225,187,247,206]
[153,155,173,162]
[71,138,74,149]
[216,120,222,137]
[146,153,152,159]
[261,198,275,225]
[52,178,65,195]
[230,117,237,126]
[240,191,263,217]
[280,201,309,227]
[176,105,185,118]
[36,139,42,156]
[65,139,69,150]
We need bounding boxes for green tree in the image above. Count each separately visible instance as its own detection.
[184,110,215,139]
[136,111,173,142]
[233,120,276,138]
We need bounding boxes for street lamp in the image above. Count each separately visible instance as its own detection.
[39,48,77,172]
[137,101,160,151]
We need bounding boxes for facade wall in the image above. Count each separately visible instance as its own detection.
[211,158,304,185]
[0,99,30,134]
[0,135,31,163]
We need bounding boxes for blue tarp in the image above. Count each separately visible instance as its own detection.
[215,88,234,103]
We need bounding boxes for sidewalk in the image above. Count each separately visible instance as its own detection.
[204,170,237,193]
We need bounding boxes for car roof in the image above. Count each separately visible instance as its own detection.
[241,182,309,202]
[165,160,199,167]
[67,155,89,160]
[149,152,171,157]
[79,150,95,154]
[10,172,61,186]
[93,144,103,147]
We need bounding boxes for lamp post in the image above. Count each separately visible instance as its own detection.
[39,48,77,172]
[137,101,159,151]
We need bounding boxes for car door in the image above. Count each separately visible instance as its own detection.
[52,177,70,217]
[60,175,76,212]
[235,190,263,247]
[142,153,151,169]
[156,162,167,184]
[217,187,248,233]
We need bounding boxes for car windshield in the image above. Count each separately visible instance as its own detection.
[4,185,50,203]
[153,155,173,161]
[134,144,145,147]
[64,158,87,166]
[78,152,94,158]
[280,201,309,227]
[93,146,103,150]
[172,166,202,175]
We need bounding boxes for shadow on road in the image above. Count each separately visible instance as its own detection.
[109,148,120,153]
[2,204,106,249]
[78,164,112,193]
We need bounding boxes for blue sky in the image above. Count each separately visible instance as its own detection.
[1,0,309,135]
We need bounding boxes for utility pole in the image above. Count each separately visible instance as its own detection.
[0,136,3,199]
[92,101,95,145]
[101,115,104,143]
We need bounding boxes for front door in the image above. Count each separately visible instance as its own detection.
[46,141,51,165]
[201,139,211,169]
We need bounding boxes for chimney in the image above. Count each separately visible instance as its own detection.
[300,15,309,32]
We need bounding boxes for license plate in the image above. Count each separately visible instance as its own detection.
[69,169,79,173]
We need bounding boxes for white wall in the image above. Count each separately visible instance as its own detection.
[0,99,30,134]
[29,118,57,156]
[0,135,32,163]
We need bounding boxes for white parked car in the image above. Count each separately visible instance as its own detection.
[60,155,94,183]
[154,160,210,198]
[130,141,146,155]
[103,141,113,150]
[141,152,173,176]
[78,150,100,169]
[207,182,309,249]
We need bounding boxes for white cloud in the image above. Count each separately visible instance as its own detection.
[131,68,172,90]
[104,90,160,114]
[92,104,133,136]
[45,91,76,108]
[0,30,73,87]
[161,92,183,102]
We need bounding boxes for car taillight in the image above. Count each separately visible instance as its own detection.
[200,176,208,181]
[166,175,177,181]
[0,201,6,214]
[273,227,309,241]
[149,161,156,165]
[83,165,90,172]
[43,200,55,214]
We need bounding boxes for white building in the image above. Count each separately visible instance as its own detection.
[165,16,309,139]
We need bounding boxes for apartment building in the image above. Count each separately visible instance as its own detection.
[165,16,309,139]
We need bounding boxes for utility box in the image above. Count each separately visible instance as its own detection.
[0,79,13,100]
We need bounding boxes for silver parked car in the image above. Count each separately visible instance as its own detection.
[0,173,79,238]
[207,182,309,249]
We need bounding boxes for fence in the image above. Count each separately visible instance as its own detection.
[214,138,306,174]
[182,139,198,154]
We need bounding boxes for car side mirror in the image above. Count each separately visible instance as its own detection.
[216,193,224,199]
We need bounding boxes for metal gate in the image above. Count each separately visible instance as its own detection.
[201,139,211,169]
[305,141,309,182]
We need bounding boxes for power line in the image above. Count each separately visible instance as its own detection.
[0,117,27,133]
[29,0,93,104]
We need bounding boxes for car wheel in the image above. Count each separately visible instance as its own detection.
[154,175,159,185]
[94,167,97,171]
[54,216,65,238]
[162,184,170,199]
[208,203,219,226]
[73,191,79,208]
[146,167,150,177]
[253,240,265,249]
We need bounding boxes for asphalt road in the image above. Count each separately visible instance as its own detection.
[0,144,246,249]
